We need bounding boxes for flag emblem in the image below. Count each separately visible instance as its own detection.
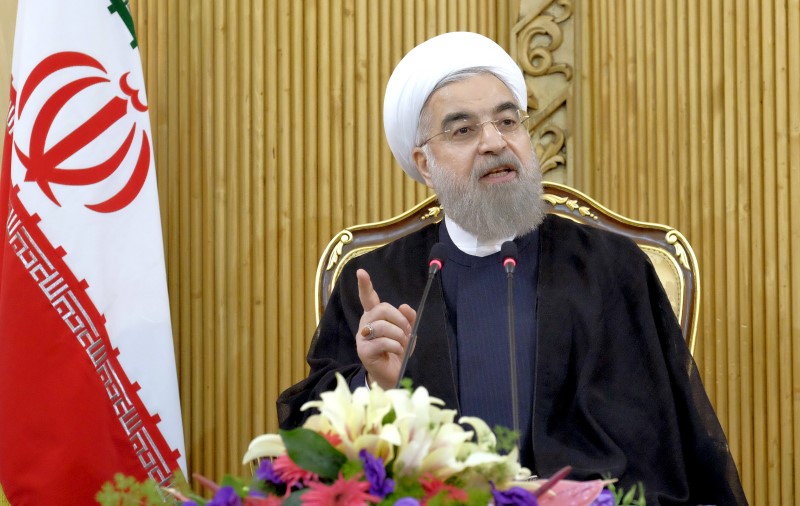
[14,51,151,213]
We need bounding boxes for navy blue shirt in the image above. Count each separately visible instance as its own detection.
[439,222,539,464]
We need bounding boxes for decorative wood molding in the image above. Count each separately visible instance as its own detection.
[420,205,443,221]
[666,231,691,270]
[512,0,574,182]
[542,192,598,220]
[325,230,353,271]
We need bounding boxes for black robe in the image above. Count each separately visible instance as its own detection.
[277,215,747,505]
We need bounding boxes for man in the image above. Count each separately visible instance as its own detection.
[277,32,746,505]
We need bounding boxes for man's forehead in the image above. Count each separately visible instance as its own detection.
[425,74,518,118]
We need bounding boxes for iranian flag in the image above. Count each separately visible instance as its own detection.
[0,1,185,505]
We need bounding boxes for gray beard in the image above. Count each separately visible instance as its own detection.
[427,149,547,241]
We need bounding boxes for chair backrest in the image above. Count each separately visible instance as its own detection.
[315,182,699,353]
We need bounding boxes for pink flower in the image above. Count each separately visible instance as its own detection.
[300,473,379,506]
[272,454,318,490]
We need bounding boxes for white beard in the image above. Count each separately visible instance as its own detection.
[426,148,548,242]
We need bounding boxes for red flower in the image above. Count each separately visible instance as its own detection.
[322,431,343,447]
[272,454,318,490]
[420,474,469,504]
[300,473,379,506]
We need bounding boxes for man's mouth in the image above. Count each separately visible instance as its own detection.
[478,164,518,183]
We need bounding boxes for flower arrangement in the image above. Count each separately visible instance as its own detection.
[97,374,645,505]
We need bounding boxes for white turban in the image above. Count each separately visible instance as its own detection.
[383,32,527,184]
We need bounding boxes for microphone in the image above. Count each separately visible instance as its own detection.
[502,241,517,275]
[395,242,447,388]
[500,241,520,443]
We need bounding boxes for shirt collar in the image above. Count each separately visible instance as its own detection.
[444,215,514,257]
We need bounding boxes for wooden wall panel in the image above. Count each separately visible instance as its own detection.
[577,1,799,504]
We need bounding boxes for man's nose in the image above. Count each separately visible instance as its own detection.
[477,120,507,152]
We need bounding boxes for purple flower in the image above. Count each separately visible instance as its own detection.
[207,486,242,506]
[394,498,421,506]
[255,458,284,486]
[359,448,395,498]
[590,489,615,506]
[490,482,538,506]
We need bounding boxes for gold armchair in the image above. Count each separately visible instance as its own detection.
[315,182,699,354]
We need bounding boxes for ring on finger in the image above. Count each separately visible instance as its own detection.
[362,322,376,340]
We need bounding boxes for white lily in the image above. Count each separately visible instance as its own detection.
[241,433,285,464]
[459,416,497,450]
[300,374,398,461]
[241,373,525,487]
[384,384,481,480]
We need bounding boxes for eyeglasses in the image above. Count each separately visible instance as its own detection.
[418,109,530,147]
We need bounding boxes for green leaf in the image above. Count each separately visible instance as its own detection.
[220,474,249,497]
[635,483,647,505]
[390,476,424,500]
[466,488,492,505]
[340,458,365,479]
[399,377,414,391]
[492,425,520,453]
[611,481,646,506]
[382,409,397,425]
[282,488,308,506]
[280,427,347,479]
[622,486,636,504]
[426,491,449,506]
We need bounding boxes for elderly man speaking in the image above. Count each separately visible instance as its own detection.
[277,32,746,505]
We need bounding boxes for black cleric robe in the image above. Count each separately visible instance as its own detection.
[277,215,747,505]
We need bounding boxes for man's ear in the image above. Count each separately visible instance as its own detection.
[412,147,435,188]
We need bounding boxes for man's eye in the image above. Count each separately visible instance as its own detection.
[452,126,474,137]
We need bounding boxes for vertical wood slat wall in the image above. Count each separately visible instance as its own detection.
[577,2,799,505]
[130,0,517,491]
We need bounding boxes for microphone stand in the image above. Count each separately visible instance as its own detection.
[394,243,446,389]
[501,241,520,447]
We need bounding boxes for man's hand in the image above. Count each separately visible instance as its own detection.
[355,268,416,389]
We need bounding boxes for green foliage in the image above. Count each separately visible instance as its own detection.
[340,458,366,479]
[280,427,347,479]
[425,490,456,506]
[95,473,169,506]
[606,480,646,506]
[399,377,414,392]
[464,488,493,506]
[424,487,491,506]
[95,471,208,506]
[220,474,249,498]
[492,425,521,454]
[380,475,424,505]
[382,409,397,425]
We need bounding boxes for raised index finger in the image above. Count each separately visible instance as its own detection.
[357,269,381,312]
